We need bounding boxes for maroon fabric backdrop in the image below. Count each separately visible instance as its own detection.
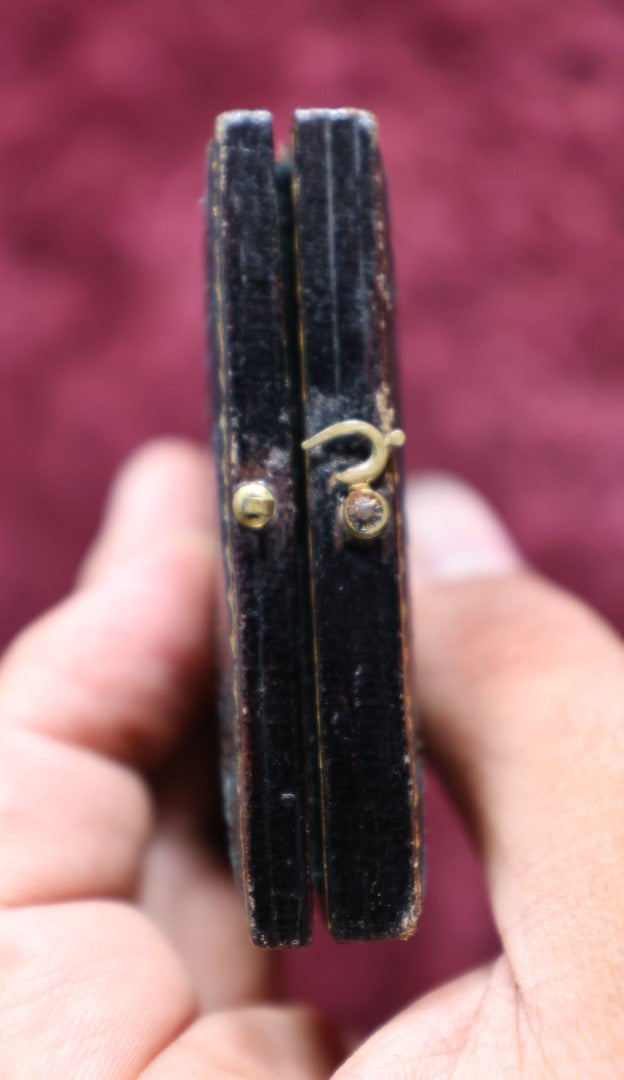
[2,0,623,1034]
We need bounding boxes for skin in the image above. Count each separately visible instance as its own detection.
[0,438,622,1078]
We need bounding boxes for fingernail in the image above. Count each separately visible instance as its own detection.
[407,472,523,582]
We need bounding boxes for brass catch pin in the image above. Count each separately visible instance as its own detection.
[232,481,276,530]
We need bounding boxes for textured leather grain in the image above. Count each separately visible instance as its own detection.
[292,110,423,940]
[207,109,423,946]
[208,113,312,948]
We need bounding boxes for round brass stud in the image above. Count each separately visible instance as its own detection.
[232,481,276,530]
[340,484,390,541]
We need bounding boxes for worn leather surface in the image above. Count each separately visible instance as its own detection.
[209,113,311,947]
[292,110,423,941]
[210,111,423,945]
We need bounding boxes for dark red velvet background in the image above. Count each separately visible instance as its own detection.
[2,0,623,1035]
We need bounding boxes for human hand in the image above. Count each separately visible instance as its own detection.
[1,440,622,1077]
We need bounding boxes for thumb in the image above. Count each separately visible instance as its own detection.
[408,474,624,995]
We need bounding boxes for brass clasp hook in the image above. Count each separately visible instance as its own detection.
[301,419,405,540]
[301,420,405,488]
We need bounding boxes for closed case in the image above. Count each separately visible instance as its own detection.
[207,108,423,948]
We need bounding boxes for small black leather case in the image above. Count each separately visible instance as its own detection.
[207,108,423,948]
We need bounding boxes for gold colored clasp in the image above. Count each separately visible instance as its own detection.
[302,419,405,540]
[301,420,405,488]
